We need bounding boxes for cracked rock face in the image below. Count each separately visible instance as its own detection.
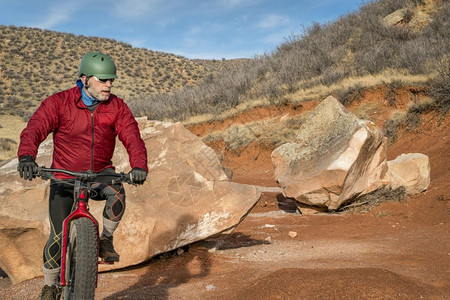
[271,96,430,212]
[272,96,388,210]
[0,119,261,284]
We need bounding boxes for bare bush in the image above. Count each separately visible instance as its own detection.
[1,0,448,124]
[384,80,405,106]
[383,113,406,143]
[338,186,406,212]
[130,59,266,121]
[336,83,364,106]
[0,138,17,152]
[429,56,450,115]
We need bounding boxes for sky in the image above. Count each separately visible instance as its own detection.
[0,0,364,60]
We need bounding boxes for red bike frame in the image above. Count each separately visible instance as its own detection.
[60,191,100,287]
[35,167,133,292]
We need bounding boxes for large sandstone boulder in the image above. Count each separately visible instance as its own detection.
[271,96,387,210]
[383,153,430,195]
[0,120,261,284]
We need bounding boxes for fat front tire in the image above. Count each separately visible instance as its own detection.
[63,218,98,300]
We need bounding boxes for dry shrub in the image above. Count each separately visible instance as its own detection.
[383,97,435,143]
[338,186,406,213]
[384,80,405,106]
[335,83,364,106]
[0,138,17,152]
[383,111,407,143]
[429,56,450,115]
[405,99,435,131]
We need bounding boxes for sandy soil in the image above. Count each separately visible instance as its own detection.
[1,101,449,299]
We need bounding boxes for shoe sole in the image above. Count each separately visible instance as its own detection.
[99,253,120,263]
[103,257,120,263]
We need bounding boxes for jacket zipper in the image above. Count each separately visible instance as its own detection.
[91,111,94,171]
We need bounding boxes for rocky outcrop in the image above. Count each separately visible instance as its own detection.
[383,153,430,195]
[0,119,261,284]
[382,8,410,27]
[382,7,431,28]
[271,96,431,213]
[271,96,388,210]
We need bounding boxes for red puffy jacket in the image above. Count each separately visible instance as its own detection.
[18,85,148,178]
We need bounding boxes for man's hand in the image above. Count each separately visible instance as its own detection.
[130,168,147,185]
[18,155,38,181]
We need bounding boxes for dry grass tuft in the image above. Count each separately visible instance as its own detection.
[0,115,26,160]
[338,186,406,213]
[202,112,310,154]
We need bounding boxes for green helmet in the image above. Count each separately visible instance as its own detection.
[78,52,118,79]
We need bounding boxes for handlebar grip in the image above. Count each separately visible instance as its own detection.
[111,172,135,185]
[129,172,134,183]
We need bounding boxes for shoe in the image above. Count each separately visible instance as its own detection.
[99,235,120,262]
[40,285,60,300]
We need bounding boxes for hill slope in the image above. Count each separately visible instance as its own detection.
[0,25,227,118]
[0,0,448,161]
[128,0,449,124]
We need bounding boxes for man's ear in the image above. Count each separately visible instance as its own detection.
[81,75,89,87]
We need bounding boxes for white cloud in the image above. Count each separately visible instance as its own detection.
[256,14,290,29]
[111,0,182,29]
[262,28,297,46]
[28,2,80,29]
[127,37,148,48]
[218,0,246,8]
[185,22,225,38]
[112,0,163,18]
[31,14,69,29]
[187,25,203,35]
[217,0,262,9]
[155,16,178,28]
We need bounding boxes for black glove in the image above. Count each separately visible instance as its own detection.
[18,155,38,181]
[130,168,147,185]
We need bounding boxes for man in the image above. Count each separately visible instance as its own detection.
[17,52,148,300]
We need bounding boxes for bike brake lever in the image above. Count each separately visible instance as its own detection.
[112,173,136,186]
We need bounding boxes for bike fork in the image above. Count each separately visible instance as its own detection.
[60,193,100,287]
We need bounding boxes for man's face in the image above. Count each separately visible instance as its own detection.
[82,76,114,101]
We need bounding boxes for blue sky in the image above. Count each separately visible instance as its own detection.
[0,0,363,59]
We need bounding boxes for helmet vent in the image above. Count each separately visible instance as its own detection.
[78,52,117,78]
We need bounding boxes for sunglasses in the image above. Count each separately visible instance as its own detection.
[91,76,115,84]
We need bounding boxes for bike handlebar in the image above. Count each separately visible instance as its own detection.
[36,167,135,185]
